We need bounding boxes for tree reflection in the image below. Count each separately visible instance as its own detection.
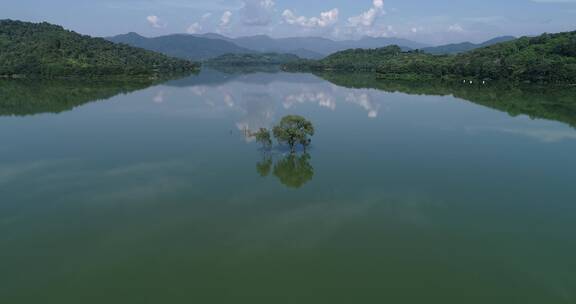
[256,153,314,189]
[256,155,273,177]
[273,153,314,188]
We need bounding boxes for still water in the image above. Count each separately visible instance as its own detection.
[1,70,576,303]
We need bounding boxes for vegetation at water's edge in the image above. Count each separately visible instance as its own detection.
[204,53,301,67]
[0,20,199,78]
[253,115,315,188]
[255,128,273,149]
[283,31,576,83]
[253,115,315,153]
[272,115,315,153]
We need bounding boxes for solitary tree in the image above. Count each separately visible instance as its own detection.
[254,128,272,149]
[272,115,314,153]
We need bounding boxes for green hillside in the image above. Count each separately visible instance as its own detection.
[445,31,576,83]
[283,45,406,72]
[283,31,576,83]
[107,32,255,61]
[421,36,516,55]
[205,53,301,66]
[0,20,199,78]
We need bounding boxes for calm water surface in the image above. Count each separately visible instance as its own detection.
[1,70,576,303]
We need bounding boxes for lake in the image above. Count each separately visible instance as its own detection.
[1,69,576,303]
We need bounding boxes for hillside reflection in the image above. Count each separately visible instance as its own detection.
[317,73,576,128]
[3,69,576,130]
[0,79,168,116]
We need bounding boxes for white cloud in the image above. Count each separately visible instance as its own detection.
[281,8,339,28]
[220,11,233,28]
[146,15,166,28]
[345,92,380,118]
[411,26,424,33]
[448,23,465,32]
[345,0,387,37]
[347,0,386,27]
[185,13,213,34]
[186,22,202,34]
[284,92,336,110]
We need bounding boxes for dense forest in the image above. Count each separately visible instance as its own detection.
[283,45,406,72]
[420,36,515,55]
[283,31,576,83]
[205,53,301,67]
[0,20,199,78]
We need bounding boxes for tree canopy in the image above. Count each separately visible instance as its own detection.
[273,115,315,152]
[205,53,301,67]
[254,128,273,149]
[0,20,199,78]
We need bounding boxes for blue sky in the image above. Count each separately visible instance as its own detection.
[2,0,576,44]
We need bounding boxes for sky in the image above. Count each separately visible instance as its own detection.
[1,0,576,45]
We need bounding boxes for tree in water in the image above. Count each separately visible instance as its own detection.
[272,115,314,153]
[254,128,272,150]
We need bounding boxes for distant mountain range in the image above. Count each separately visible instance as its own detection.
[284,30,576,84]
[201,34,429,56]
[107,32,255,61]
[420,36,516,55]
[107,32,431,61]
[107,32,523,62]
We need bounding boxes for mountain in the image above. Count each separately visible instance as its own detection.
[421,36,516,55]
[109,32,427,60]
[347,36,428,50]
[193,34,331,59]
[205,53,301,66]
[107,32,255,61]
[283,45,407,72]
[0,20,198,78]
[442,32,576,82]
[229,35,426,56]
[284,31,576,83]
[289,48,325,60]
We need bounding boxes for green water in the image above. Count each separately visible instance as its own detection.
[1,70,576,303]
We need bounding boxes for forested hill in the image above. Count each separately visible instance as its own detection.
[282,45,406,72]
[0,20,199,78]
[283,31,576,83]
[205,53,301,66]
[420,36,516,55]
[107,32,255,61]
[444,31,576,83]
